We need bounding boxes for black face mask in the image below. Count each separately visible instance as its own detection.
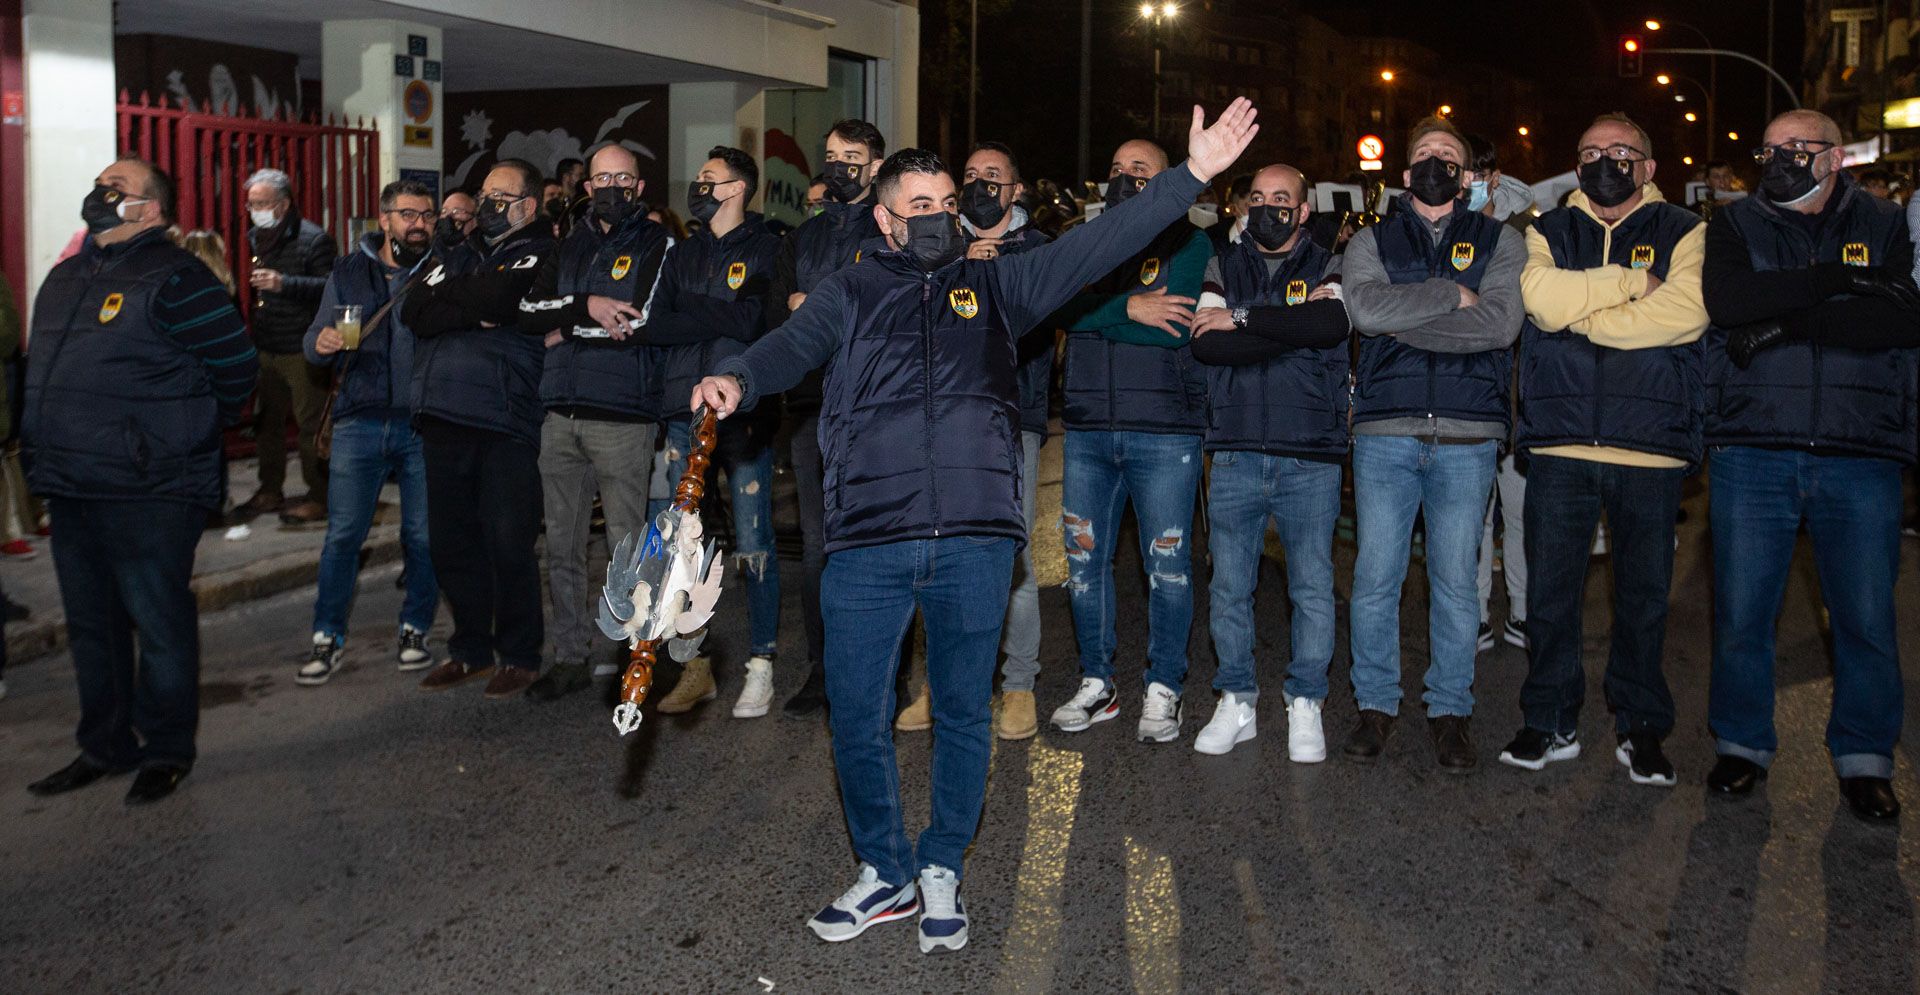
[592,186,642,227]
[888,208,966,271]
[82,184,143,235]
[1760,154,1822,206]
[544,196,569,220]
[391,236,428,269]
[1577,157,1641,208]
[823,160,865,203]
[958,178,1008,229]
[1244,204,1297,251]
[1407,156,1463,207]
[686,181,723,224]
[477,196,522,242]
[433,216,468,248]
[1105,173,1147,208]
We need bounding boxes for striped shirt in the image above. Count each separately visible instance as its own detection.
[152,262,259,423]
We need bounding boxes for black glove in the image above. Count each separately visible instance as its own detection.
[1726,319,1789,370]
[1818,263,1920,314]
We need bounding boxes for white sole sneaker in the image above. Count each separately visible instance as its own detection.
[1050,694,1120,733]
[1615,741,1678,787]
[1499,737,1580,771]
[1194,715,1256,755]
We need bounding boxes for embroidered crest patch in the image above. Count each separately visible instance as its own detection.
[611,255,632,280]
[1842,242,1870,266]
[1286,280,1309,305]
[1450,243,1475,272]
[1139,257,1161,286]
[98,293,123,323]
[1629,245,1655,269]
[949,288,979,319]
[727,262,747,290]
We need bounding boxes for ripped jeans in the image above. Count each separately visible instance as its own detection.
[1061,429,1203,692]
[652,415,781,658]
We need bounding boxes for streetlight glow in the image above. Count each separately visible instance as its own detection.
[1683,156,1694,165]
[1162,2,1178,15]
[1517,126,1530,136]
[1645,19,1662,31]
[1655,73,1671,85]
[1439,104,1453,115]
[1139,3,1153,15]
[1380,69,1395,81]
[1675,94,1685,102]
[1685,112,1697,122]
[1623,38,1639,52]
[1727,131,1739,141]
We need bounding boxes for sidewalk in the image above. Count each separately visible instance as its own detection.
[0,456,401,669]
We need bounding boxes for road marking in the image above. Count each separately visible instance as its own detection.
[992,741,1082,995]
[1125,834,1182,994]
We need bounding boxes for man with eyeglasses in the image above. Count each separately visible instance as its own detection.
[1185,162,1350,760]
[509,143,672,701]
[1338,115,1525,774]
[638,145,784,717]
[400,158,557,700]
[1697,110,1920,821]
[768,119,887,718]
[1496,114,1708,786]
[294,179,443,687]
[436,190,476,252]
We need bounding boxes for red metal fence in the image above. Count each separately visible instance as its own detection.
[116,91,380,321]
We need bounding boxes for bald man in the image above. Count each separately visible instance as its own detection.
[1048,138,1214,745]
[1699,109,1920,820]
[514,142,672,701]
[1187,163,1352,759]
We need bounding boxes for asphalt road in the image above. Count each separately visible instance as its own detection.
[3,463,1918,994]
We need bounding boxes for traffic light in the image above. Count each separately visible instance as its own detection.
[1618,35,1643,77]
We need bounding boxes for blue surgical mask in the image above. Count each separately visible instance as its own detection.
[1467,180,1490,212]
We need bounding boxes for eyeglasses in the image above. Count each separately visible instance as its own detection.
[1752,140,1835,167]
[1577,144,1649,164]
[384,208,437,224]
[590,172,638,187]
[479,193,528,209]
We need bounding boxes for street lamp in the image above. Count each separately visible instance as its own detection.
[1646,17,1718,159]
[1685,111,1697,122]
[1727,130,1739,141]
[1517,126,1530,136]
[1438,104,1453,116]
[1140,3,1179,139]
[1379,69,1395,82]
[1654,68,1715,157]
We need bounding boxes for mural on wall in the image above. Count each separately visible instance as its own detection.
[443,86,669,195]
[116,34,302,118]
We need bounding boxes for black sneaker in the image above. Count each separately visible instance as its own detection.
[397,627,434,672]
[1342,709,1395,763]
[296,634,344,687]
[1476,622,1495,653]
[1502,617,1527,650]
[1616,732,1677,787]
[1498,727,1580,771]
[783,664,829,718]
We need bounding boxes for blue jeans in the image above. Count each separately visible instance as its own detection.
[49,499,205,769]
[1206,452,1342,700]
[1520,453,1684,737]
[654,416,780,657]
[1061,430,1202,691]
[1349,435,1497,717]
[1000,431,1043,691]
[312,416,437,641]
[1708,446,1904,779]
[822,536,1015,885]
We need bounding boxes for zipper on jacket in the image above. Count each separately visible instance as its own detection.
[922,273,940,535]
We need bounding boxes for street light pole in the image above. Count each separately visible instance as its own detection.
[967,0,978,150]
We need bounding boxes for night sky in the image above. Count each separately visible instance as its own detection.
[939,0,1811,189]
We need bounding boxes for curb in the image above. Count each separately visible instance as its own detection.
[4,530,403,669]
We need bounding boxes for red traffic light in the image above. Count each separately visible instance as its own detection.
[1618,34,1643,77]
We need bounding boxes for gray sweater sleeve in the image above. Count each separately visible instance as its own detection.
[1341,227,1464,334]
[1393,225,1527,354]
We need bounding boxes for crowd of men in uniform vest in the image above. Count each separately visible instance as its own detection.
[16,92,1920,954]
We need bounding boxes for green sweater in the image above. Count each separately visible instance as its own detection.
[1054,229,1211,347]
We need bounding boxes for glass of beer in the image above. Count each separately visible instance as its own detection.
[334,304,364,350]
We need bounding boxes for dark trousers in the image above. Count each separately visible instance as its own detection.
[48,498,205,769]
[1520,453,1685,738]
[254,349,329,502]
[790,410,827,666]
[421,420,544,671]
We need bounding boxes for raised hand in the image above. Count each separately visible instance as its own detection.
[1185,97,1260,184]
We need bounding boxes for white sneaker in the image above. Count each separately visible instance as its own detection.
[916,864,968,954]
[1286,695,1327,763]
[806,864,919,942]
[296,632,344,686]
[733,656,774,718]
[1050,677,1119,732]
[1194,692,1257,755]
[1137,681,1183,743]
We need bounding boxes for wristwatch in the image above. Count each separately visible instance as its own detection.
[1230,306,1250,329]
